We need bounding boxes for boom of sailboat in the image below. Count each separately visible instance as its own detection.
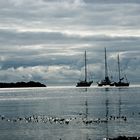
[76,49,129,87]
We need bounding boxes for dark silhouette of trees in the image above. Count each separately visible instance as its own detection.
[0,81,46,88]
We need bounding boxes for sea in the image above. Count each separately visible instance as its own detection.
[0,85,140,140]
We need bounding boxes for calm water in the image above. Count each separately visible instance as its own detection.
[0,85,140,140]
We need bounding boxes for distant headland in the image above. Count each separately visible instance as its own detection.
[0,81,46,88]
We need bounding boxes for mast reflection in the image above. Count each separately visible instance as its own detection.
[105,88,109,139]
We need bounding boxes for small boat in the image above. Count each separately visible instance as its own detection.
[76,51,93,87]
[97,48,114,86]
[114,54,129,87]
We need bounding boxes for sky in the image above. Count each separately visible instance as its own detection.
[0,0,140,85]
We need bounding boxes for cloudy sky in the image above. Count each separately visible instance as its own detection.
[0,0,140,85]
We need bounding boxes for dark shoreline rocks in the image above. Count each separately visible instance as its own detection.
[0,81,46,88]
[108,136,140,140]
[0,114,127,125]
[0,115,139,140]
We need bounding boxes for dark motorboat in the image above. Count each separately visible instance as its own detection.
[97,48,114,86]
[114,54,129,87]
[76,51,93,87]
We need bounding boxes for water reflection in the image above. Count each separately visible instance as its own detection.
[105,88,109,139]
[82,88,88,120]
[104,88,124,139]
[85,99,88,119]
[81,88,90,140]
[0,87,139,140]
[118,93,122,122]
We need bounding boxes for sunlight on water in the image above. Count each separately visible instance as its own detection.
[0,85,140,140]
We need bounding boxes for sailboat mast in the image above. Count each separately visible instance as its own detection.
[105,48,108,78]
[85,51,87,82]
[118,54,121,81]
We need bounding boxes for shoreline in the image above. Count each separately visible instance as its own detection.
[108,136,140,140]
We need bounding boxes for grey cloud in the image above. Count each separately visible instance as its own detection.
[0,0,140,84]
[1,28,140,46]
[1,1,140,31]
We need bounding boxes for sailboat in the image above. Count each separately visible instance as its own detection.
[114,54,129,87]
[97,48,114,86]
[76,51,93,87]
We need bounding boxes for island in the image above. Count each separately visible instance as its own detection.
[0,81,46,88]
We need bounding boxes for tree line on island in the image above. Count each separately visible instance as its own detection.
[0,81,46,88]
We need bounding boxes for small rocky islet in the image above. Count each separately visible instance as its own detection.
[0,81,46,88]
